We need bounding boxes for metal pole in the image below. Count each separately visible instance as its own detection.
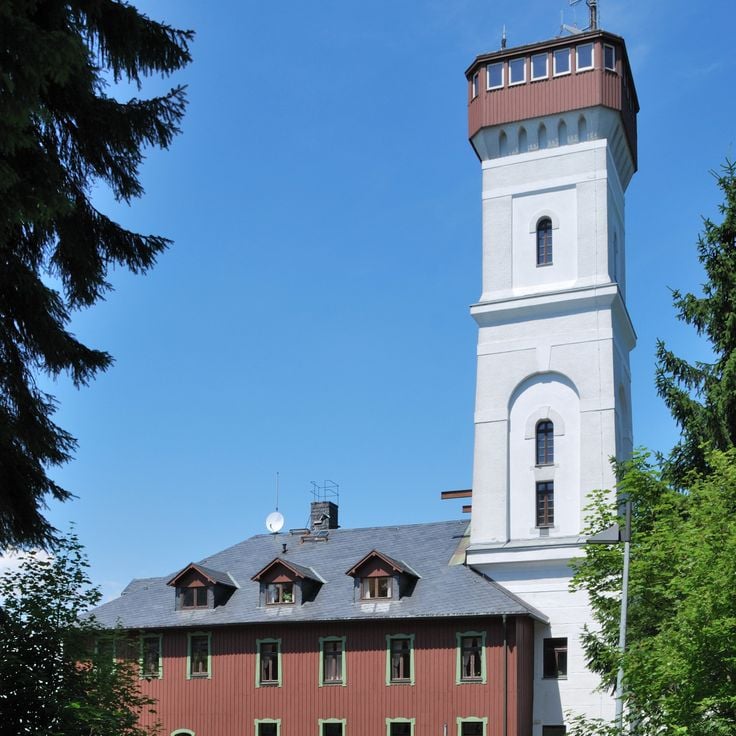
[614,499,631,731]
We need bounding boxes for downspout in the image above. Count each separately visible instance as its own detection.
[503,614,508,736]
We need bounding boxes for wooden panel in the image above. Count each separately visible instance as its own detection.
[135,616,534,736]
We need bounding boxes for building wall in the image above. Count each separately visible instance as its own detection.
[135,616,533,736]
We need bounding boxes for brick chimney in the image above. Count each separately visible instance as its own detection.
[310,501,339,531]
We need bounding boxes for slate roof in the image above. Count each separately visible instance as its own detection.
[91,519,545,629]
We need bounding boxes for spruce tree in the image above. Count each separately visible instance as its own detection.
[0,1,192,548]
[656,161,736,485]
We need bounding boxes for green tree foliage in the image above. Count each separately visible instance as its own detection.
[656,162,736,486]
[0,532,158,735]
[570,450,736,736]
[0,1,192,548]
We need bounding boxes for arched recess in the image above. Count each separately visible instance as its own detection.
[499,130,509,156]
[538,123,548,149]
[558,119,567,146]
[508,372,581,537]
[577,115,588,142]
[518,126,528,153]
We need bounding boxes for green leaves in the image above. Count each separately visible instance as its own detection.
[0,1,192,548]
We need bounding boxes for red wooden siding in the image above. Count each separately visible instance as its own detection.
[136,616,533,736]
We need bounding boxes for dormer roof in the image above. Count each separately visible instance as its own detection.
[345,549,420,579]
[166,562,236,588]
[251,558,325,584]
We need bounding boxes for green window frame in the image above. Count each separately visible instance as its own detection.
[254,719,281,736]
[256,638,282,687]
[140,633,163,679]
[319,636,346,686]
[455,631,487,684]
[318,718,346,736]
[171,730,195,736]
[385,717,415,736]
[186,631,211,680]
[456,717,488,736]
[385,634,415,686]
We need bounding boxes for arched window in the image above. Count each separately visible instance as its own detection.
[536,218,553,266]
[536,420,554,465]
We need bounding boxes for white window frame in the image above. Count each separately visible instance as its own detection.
[471,72,479,99]
[508,57,526,86]
[553,48,571,76]
[603,43,616,71]
[486,62,504,90]
[575,43,594,72]
[531,53,548,81]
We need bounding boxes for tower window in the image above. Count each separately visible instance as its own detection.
[487,62,503,90]
[604,44,616,71]
[531,53,548,80]
[536,420,554,465]
[553,48,570,76]
[509,57,525,85]
[536,481,554,528]
[576,43,594,71]
[536,218,553,266]
[471,72,479,99]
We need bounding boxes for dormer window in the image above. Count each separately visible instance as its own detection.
[346,550,420,601]
[167,562,236,611]
[252,558,324,606]
[266,582,294,605]
[182,586,208,609]
[361,575,392,600]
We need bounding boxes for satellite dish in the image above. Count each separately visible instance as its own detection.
[265,511,285,534]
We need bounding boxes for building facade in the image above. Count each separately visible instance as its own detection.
[94,26,638,736]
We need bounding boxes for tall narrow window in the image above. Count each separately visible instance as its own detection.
[536,218,553,266]
[257,639,281,686]
[386,634,414,685]
[141,634,162,678]
[536,481,554,527]
[471,72,479,99]
[536,420,554,465]
[456,632,486,683]
[320,637,345,685]
[543,637,568,678]
[187,633,210,679]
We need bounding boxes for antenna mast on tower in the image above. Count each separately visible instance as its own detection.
[561,0,600,35]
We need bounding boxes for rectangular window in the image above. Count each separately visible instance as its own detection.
[531,53,548,80]
[536,481,554,528]
[320,636,346,685]
[386,634,414,685]
[266,582,294,604]
[543,637,568,678]
[576,43,594,71]
[320,720,345,736]
[181,586,208,608]
[542,728,566,736]
[187,633,210,679]
[255,720,280,736]
[456,718,487,736]
[257,639,281,686]
[553,48,570,76]
[456,632,486,683]
[386,719,415,736]
[361,576,391,599]
[604,44,616,71]
[140,634,162,679]
[486,62,503,90]
[509,57,526,85]
[471,72,479,99]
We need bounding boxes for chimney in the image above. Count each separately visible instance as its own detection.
[310,501,339,531]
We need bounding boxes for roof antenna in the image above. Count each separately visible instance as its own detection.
[562,0,600,34]
[501,25,507,49]
[265,472,285,534]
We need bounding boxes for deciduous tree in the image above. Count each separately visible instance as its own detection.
[0,0,192,548]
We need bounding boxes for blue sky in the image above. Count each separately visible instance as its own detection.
[33,0,736,598]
